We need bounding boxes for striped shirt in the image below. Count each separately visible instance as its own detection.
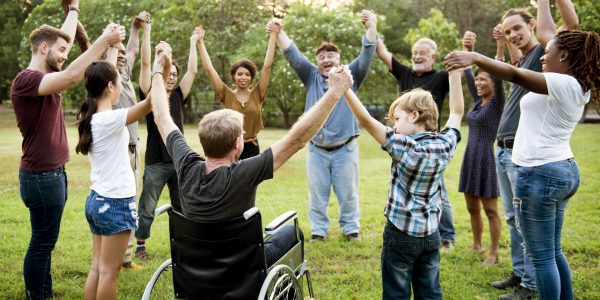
[382,127,461,237]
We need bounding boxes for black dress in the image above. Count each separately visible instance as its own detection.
[458,68,504,198]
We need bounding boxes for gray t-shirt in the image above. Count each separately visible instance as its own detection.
[496,44,544,140]
[166,130,274,221]
[112,64,139,145]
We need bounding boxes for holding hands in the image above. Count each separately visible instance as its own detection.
[361,10,376,30]
[266,18,282,36]
[191,26,204,44]
[102,23,126,45]
[444,51,476,72]
[134,11,151,29]
[492,24,505,42]
[154,41,173,83]
[462,31,476,52]
[328,65,354,95]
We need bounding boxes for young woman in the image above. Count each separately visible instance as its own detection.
[445,20,600,300]
[458,30,506,266]
[197,22,278,159]
[75,44,169,299]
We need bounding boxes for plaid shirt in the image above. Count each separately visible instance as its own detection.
[382,127,461,237]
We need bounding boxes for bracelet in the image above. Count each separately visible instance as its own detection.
[495,56,505,62]
[151,71,163,79]
[68,6,80,13]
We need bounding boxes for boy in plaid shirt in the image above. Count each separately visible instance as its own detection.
[343,69,464,299]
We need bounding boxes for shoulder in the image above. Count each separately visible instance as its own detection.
[439,127,461,145]
[544,73,590,104]
[13,69,44,89]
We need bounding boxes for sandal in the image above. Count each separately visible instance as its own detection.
[135,246,150,260]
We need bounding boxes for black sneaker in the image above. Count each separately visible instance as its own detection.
[309,234,325,242]
[498,286,536,300]
[491,272,521,289]
[346,232,362,241]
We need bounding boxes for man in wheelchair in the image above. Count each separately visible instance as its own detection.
[147,43,354,298]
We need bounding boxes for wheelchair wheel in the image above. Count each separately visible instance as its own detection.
[142,259,175,300]
[258,264,303,300]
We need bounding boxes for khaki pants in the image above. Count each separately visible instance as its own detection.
[123,145,140,263]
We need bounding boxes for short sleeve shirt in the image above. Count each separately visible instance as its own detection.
[382,127,461,237]
[11,69,69,171]
[142,87,187,164]
[112,64,139,145]
[166,130,274,221]
[512,73,590,167]
[217,85,266,140]
[89,109,135,198]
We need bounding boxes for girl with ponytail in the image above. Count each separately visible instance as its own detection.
[75,44,165,298]
[444,0,598,298]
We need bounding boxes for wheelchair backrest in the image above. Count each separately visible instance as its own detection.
[168,210,267,299]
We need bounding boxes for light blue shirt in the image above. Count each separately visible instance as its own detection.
[283,35,377,146]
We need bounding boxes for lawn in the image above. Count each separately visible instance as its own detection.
[0,110,599,299]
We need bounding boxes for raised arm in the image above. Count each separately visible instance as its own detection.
[268,18,291,51]
[361,10,377,43]
[445,51,547,95]
[343,89,386,145]
[375,39,393,70]
[59,0,79,53]
[493,23,522,64]
[461,31,478,99]
[537,0,557,48]
[348,11,378,86]
[105,45,118,67]
[270,21,315,84]
[125,12,147,71]
[270,66,352,171]
[150,43,179,145]
[139,14,152,95]
[257,21,279,98]
[179,27,201,99]
[197,26,226,99]
[556,0,579,32]
[444,70,464,129]
[38,24,125,96]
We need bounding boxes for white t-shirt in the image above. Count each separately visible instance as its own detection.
[89,109,136,198]
[513,73,590,167]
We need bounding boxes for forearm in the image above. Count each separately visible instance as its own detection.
[276,29,292,51]
[139,24,151,93]
[198,40,223,89]
[188,39,198,75]
[366,25,377,43]
[556,0,579,30]
[376,39,392,70]
[61,10,79,51]
[537,0,557,46]
[506,42,522,65]
[263,33,277,70]
[344,89,386,144]
[126,25,140,57]
[105,46,118,66]
[151,74,178,144]
[448,72,464,116]
[65,36,111,82]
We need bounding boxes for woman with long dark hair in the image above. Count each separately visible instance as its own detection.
[445,1,599,297]
[75,43,169,299]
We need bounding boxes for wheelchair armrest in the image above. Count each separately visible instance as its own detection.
[154,204,172,217]
[265,211,297,235]
[243,207,259,220]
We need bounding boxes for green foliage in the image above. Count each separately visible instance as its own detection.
[404,8,460,69]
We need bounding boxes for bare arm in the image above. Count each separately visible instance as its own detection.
[197,27,225,98]
[557,0,579,31]
[361,10,377,43]
[343,89,386,144]
[257,25,278,98]
[151,43,178,145]
[125,13,146,71]
[270,66,353,171]
[126,94,151,125]
[60,0,79,53]
[105,46,118,66]
[537,0,557,48]
[494,23,522,63]
[268,19,292,51]
[445,51,547,94]
[376,39,393,70]
[179,27,201,99]
[38,24,125,96]
[444,70,464,129]
[139,17,152,95]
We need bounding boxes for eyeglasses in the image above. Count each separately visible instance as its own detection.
[317,53,338,61]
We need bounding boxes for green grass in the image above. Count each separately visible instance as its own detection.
[1,111,599,299]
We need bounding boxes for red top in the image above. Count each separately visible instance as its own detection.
[11,69,69,171]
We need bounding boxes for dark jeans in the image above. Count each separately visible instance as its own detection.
[240,141,260,160]
[264,225,303,267]
[516,159,580,300]
[381,221,442,300]
[19,167,68,300]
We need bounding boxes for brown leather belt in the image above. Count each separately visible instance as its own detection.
[497,139,514,149]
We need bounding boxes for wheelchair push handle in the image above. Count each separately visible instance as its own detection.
[155,204,172,216]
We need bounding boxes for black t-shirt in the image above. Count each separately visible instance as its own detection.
[141,87,186,164]
[390,57,449,126]
[166,130,274,221]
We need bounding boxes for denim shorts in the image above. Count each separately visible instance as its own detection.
[85,190,138,236]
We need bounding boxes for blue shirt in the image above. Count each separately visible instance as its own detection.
[283,35,377,146]
[382,127,461,237]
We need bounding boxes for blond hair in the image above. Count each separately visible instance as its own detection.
[29,25,71,53]
[387,89,439,131]
[198,109,244,158]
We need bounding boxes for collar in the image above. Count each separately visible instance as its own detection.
[411,69,436,77]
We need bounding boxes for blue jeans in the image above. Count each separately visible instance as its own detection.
[85,190,138,236]
[19,167,68,300]
[495,147,536,289]
[381,221,442,300]
[264,225,304,267]
[136,163,180,240]
[438,176,455,242]
[515,159,579,300]
[307,140,360,236]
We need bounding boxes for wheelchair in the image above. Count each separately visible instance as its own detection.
[142,204,314,300]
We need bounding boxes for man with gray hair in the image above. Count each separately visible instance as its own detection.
[375,37,456,251]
